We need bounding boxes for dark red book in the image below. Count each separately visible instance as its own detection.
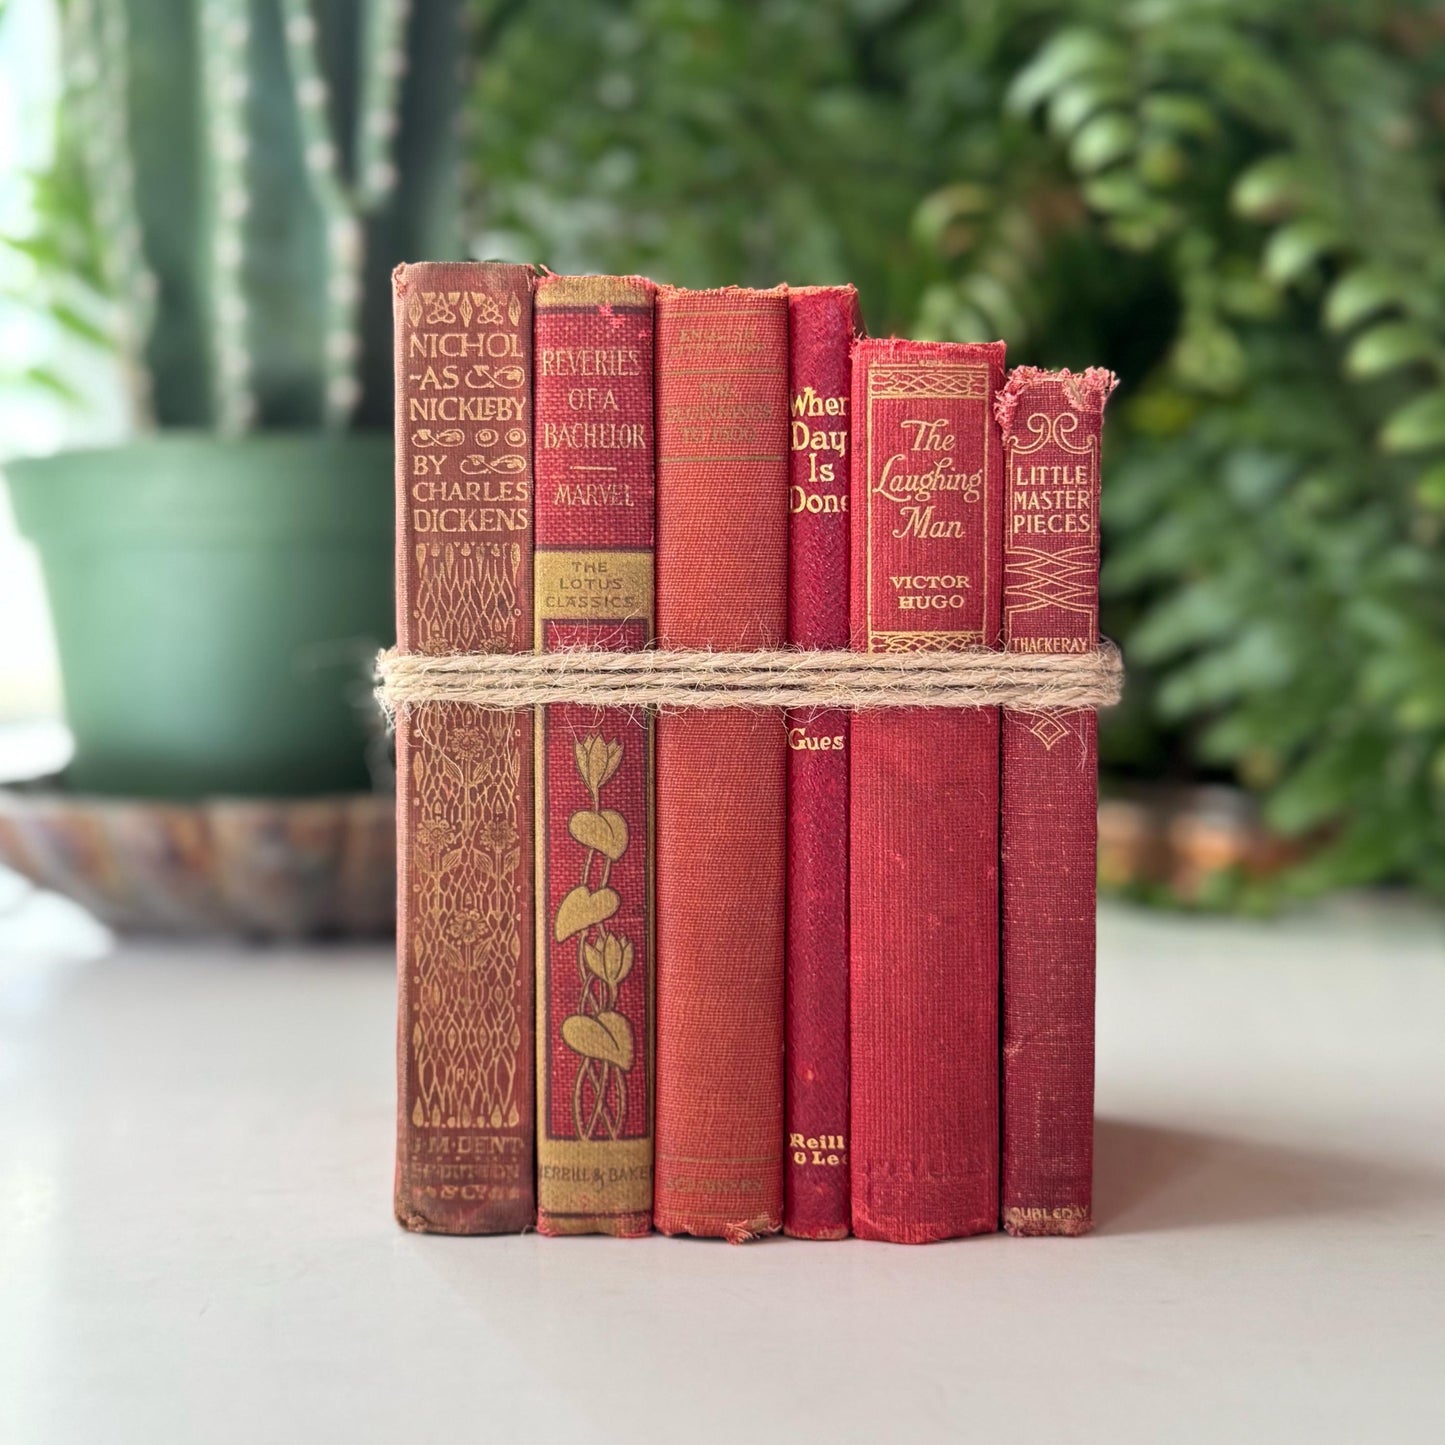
[654,286,789,1241]
[392,261,536,1233]
[785,285,859,1239]
[998,365,1117,1236]
[533,274,656,1237]
[849,337,1005,1244]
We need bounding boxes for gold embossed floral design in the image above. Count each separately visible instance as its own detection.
[555,734,635,1139]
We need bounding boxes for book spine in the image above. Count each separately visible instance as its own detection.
[654,286,789,1241]
[998,366,1117,1237]
[533,274,656,1237]
[784,286,859,1240]
[392,262,536,1234]
[849,337,1006,1243]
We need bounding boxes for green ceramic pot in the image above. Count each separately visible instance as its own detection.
[6,433,393,797]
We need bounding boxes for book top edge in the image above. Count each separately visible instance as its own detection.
[852,336,1006,364]
[656,284,786,301]
[536,273,656,306]
[393,259,535,286]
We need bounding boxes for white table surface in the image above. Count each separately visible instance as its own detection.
[2,896,1442,1444]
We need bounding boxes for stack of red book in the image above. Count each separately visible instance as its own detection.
[392,262,1116,1243]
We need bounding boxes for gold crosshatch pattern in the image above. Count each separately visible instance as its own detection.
[865,363,990,652]
[1002,400,1099,754]
[407,542,527,1134]
[407,701,526,1132]
[1002,408,1099,635]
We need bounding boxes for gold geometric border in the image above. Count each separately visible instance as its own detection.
[865,363,991,652]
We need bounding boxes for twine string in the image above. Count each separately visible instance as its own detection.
[375,641,1123,715]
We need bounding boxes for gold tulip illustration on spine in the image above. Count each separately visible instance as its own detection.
[533,272,655,1235]
[556,735,635,1140]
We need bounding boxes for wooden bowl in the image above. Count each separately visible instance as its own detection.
[0,788,394,938]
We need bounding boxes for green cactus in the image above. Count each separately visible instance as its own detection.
[57,0,463,433]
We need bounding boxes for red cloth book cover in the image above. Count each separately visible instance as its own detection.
[392,261,536,1233]
[533,274,656,1236]
[654,286,789,1241]
[849,336,1005,1244]
[997,365,1117,1237]
[785,285,859,1239]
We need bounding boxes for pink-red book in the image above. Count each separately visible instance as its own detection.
[998,365,1117,1236]
[785,286,859,1239]
[849,336,1005,1244]
[653,286,790,1242]
[533,274,656,1237]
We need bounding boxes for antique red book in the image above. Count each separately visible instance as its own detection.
[849,336,1006,1244]
[533,274,656,1236]
[392,261,536,1233]
[998,365,1117,1237]
[784,285,859,1240]
[654,286,789,1241]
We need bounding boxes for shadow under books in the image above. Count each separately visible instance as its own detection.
[1093,1117,1445,1234]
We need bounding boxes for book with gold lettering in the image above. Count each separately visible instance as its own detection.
[654,285,789,1241]
[849,336,1006,1244]
[784,285,859,1239]
[392,261,536,1233]
[533,274,656,1236]
[998,366,1117,1236]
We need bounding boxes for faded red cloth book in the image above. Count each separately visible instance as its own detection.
[533,274,656,1236]
[392,262,536,1234]
[849,336,1006,1244]
[785,285,859,1240]
[654,286,789,1242]
[998,366,1117,1237]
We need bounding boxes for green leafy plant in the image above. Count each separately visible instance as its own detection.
[979,2,1445,899]
[469,0,1445,901]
